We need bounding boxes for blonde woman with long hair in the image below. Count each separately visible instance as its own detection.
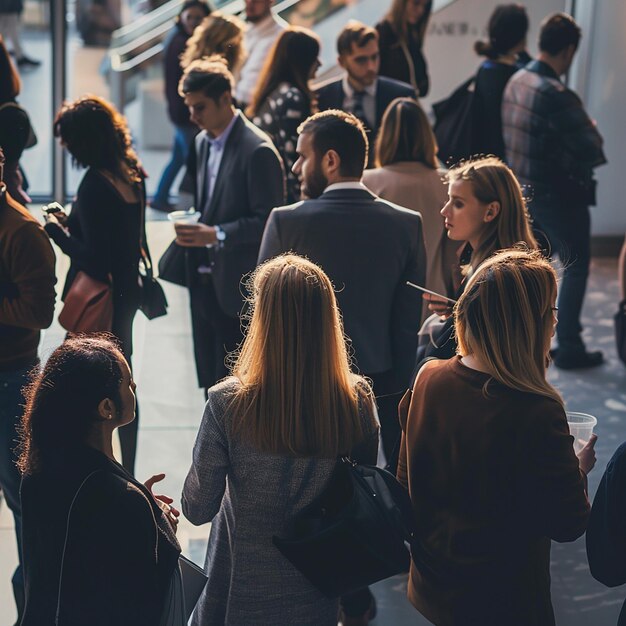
[399,248,596,626]
[416,155,538,366]
[180,11,245,73]
[182,254,379,626]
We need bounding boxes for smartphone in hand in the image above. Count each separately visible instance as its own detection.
[406,282,457,304]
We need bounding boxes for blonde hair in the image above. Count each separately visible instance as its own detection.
[228,254,374,457]
[180,11,245,72]
[455,247,562,406]
[446,156,538,274]
[375,97,438,168]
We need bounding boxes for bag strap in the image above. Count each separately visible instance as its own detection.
[55,470,102,625]
[399,40,418,93]
[137,177,155,281]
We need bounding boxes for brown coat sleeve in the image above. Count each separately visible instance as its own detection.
[522,400,590,542]
[0,220,56,329]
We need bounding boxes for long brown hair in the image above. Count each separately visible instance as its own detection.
[375,97,438,168]
[446,156,537,274]
[247,26,320,118]
[180,11,245,72]
[455,247,562,406]
[228,254,374,457]
[385,0,433,46]
[0,36,20,101]
[54,95,142,185]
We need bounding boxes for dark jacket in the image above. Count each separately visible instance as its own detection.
[502,60,606,203]
[164,24,193,127]
[472,60,519,159]
[587,441,626,625]
[399,357,590,626]
[316,75,416,138]
[376,19,429,97]
[258,187,426,386]
[186,113,285,316]
[20,445,180,625]
[45,169,144,356]
[0,191,56,371]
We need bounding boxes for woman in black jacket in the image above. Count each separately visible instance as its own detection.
[376,0,432,97]
[472,4,529,159]
[151,0,210,212]
[18,336,180,625]
[44,96,146,474]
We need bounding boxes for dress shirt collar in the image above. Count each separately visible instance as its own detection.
[323,181,368,194]
[206,110,240,149]
[341,75,377,98]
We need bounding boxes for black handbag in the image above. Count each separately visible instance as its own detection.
[158,240,189,287]
[433,75,477,165]
[272,457,417,598]
[615,300,626,366]
[138,181,168,320]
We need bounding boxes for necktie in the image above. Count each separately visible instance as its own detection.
[352,91,369,129]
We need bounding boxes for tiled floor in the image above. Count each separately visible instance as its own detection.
[2,220,626,624]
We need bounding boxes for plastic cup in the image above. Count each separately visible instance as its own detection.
[566,412,597,453]
[167,209,201,225]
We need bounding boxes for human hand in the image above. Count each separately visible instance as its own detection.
[43,212,69,236]
[144,473,180,532]
[174,222,217,247]
[423,292,454,319]
[576,434,598,475]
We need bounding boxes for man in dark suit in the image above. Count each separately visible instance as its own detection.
[317,20,416,144]
[258,109,424,623]
[259,110,425,460]
[175,56,285,391]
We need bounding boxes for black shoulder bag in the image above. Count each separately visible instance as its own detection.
[273,457,417,598]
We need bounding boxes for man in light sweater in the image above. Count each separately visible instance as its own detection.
[0,146,56,624]
[234,0,287,109]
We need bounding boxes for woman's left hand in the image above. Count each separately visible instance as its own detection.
[144,473,181,532]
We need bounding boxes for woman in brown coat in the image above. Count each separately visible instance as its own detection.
[398,248,596,626]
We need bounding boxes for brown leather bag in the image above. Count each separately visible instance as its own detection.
[58,271,113,333]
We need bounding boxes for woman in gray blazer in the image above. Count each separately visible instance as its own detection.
[182,254,379,626]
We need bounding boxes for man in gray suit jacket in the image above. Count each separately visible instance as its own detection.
[259,110,425,462]
[175,56,285,391]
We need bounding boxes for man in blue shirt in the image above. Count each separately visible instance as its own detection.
[174,56,285,392]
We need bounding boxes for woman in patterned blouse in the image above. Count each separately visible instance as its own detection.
[247,27,321,203]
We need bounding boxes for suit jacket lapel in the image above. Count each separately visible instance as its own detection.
[204,116,244,225]
[196,132,210,211]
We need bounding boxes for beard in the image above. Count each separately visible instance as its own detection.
[301,160,328,199]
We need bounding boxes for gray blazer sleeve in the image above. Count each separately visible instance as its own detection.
[181,394,230,526]
[392,214,426,386]
[257,208,283,263]
[219,144,285,246]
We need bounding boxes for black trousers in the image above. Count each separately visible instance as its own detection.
[367,369,404,472]
[189,277,243,390]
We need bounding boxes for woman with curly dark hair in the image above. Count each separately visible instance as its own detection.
[43,95,146,474]
[18,336,181,625]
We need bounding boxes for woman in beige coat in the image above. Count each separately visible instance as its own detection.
[363,97,458,303]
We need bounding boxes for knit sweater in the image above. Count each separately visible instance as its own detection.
[0,190,56,370]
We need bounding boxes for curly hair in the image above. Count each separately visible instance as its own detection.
[54,95,142,185]
[180,11,245,72]
[17,335,126,476]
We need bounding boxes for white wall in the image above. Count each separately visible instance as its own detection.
[569,0,625,236]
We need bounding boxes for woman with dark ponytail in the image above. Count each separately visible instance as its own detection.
[472,4,529,159]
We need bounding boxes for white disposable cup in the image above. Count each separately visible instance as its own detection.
[566,412,597,453]
[168,210,201,225]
